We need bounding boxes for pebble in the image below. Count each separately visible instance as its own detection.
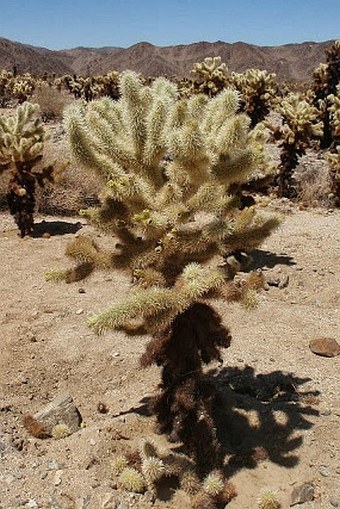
[76,309,84,315]
[101,494,116,508]
[89,438,96,446]
[278,274,290,289]
[25,501,38,509]
[290,482,315,506]
[13,471,24,480]
[78,288,86,294]
[330,498,339,507]
[54,471,62,486]
[320,407,332,416]
[47,460,64,470]
[319,465,330,477]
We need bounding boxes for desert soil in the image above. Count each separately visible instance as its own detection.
[0,203,339,509]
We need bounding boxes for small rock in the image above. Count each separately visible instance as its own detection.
[290,482,315,506]
[266,277,280,287]
[320,407,332,416]
[101,493,116,508]
[13,471,24,480]
[25,501,38,509]
[42,233,51,239]
[319,466,330,477]
[54,474,62,486]
[0,441,11,458]
[330,498,339,507]
[47,460,64,470]
[278,274,290,289]
[78,288,86,294]
[34,393,82,435]
[309,337,340,357]
[144,491,156,504]
[89,438,96,446]
[76,309,84,315]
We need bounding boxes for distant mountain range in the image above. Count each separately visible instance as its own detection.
[0,37,335,82]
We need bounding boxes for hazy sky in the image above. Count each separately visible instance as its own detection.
[0,0,339,50]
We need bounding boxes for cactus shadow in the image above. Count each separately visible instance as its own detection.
[31,220,84,237]
[208,365,319,478]
[248,248,296,269]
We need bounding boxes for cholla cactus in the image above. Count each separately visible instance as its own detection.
[327,84,340,204]
[273,93,323,198]
[328,84,340,141]
[12,73,36,103]
[0,69,14,107]
[0,102,65,236]
[312,40,340,148]
[191,56,228,97]
[230,69,278,127]
[95,70,121,100]
[327,145,340,205]
[62,71,279,472]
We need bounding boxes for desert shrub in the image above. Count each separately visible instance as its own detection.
[36,161,101,215]
[295,154,334,206]
[32,83,73,122]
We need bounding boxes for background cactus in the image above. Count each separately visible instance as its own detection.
[271,92,323,198]
[190,56,228,97]
[312,40,340,148]
[230,69,278,127]
[0,102,65,236]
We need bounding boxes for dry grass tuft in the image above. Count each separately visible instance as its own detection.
[295,162,333,207]
[36,140,102,216]
[32,84,73,122]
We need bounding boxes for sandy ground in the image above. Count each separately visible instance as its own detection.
[0,204,339,509]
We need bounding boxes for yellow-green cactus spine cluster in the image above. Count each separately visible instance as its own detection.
[117,467,145,493]
[190,56,228,97]
[0,102,65,236]
[257,489,281,509]
[111,440,236,506]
